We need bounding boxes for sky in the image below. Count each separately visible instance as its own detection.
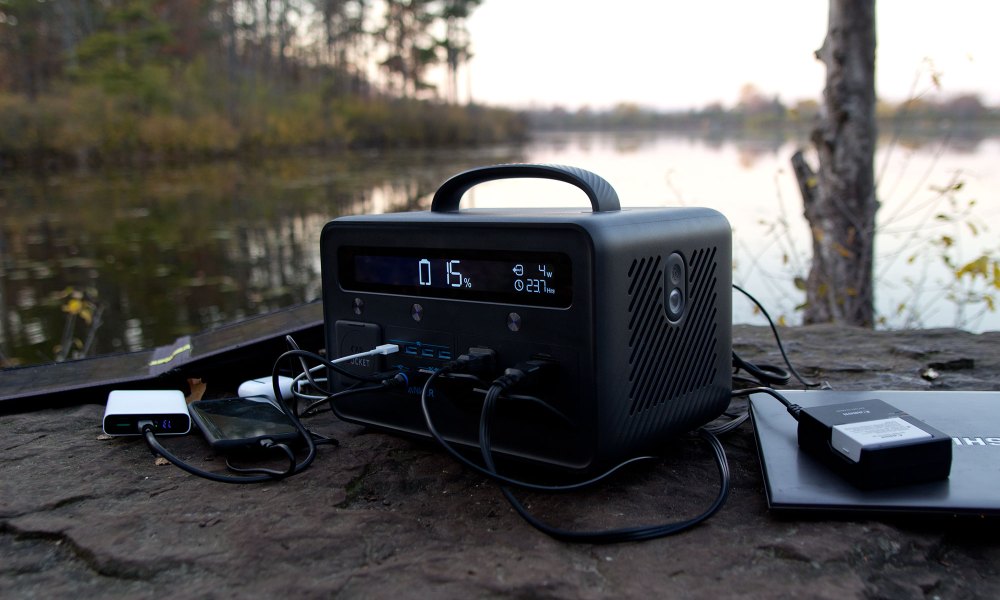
[462,0,1000,111]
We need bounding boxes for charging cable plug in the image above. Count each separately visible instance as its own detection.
[330,343,400,365]
[731,386,802,422]
[381,372,409,389]
[493,358,558,391]
[228,438,295,478]
[445,347,497,377]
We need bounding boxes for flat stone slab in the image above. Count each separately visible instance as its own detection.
[2,325,999,598]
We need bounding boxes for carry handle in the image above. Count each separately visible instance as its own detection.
[430,163,621,213]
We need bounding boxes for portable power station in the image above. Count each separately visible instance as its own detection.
[320,164,732,474]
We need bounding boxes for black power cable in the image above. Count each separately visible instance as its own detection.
[714,285,826,436]
[143,427,297,483]
[420,367,658,492]
[141,291,803,535]
[731,386,803,421]
[140,348,332,484]
[480,373,730,544]
[732,283,822,389]
[420,360,731,543]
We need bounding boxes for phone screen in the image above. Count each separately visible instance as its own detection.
[190,397,300,448]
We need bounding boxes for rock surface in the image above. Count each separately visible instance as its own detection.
[2,325,999,598]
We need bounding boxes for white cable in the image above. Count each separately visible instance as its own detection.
[329,343,399,364]
[292,372,328,401]
[292,343,399,402]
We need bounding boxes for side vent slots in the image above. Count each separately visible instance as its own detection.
[626,247,720,416]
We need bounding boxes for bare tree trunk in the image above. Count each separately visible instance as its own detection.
[797,0,878,326]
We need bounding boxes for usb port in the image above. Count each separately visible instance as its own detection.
[404,345,419,355]
[421,347,436,358]
[438,350,452,360]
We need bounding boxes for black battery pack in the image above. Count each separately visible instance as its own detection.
[796,398,952,489]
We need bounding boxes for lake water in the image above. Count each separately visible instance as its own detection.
[2,130,998,365]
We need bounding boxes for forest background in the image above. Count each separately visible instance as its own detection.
[0,0,525,166]
[2,0,998,168]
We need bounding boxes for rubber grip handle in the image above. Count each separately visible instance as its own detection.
[430,163,621,213]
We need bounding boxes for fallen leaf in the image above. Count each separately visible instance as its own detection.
[155,457,171,466]
[187,378,207,403]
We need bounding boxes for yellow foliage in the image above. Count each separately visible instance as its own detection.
[63,298,84,316]
[60,287,96,325]
[955,256,991,279]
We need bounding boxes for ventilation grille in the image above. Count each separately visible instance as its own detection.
[626,247,719,416]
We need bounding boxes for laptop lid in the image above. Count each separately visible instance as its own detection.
[749,390,1000,516]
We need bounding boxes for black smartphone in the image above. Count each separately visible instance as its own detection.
[189,396,301,450]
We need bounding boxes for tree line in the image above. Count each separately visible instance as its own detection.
[0,0,525,167]
[525,90,1000,137]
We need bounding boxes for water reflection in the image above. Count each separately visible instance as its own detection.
[518,131,1000,333]
[3,131,1000,367]
[0,147,524,365]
